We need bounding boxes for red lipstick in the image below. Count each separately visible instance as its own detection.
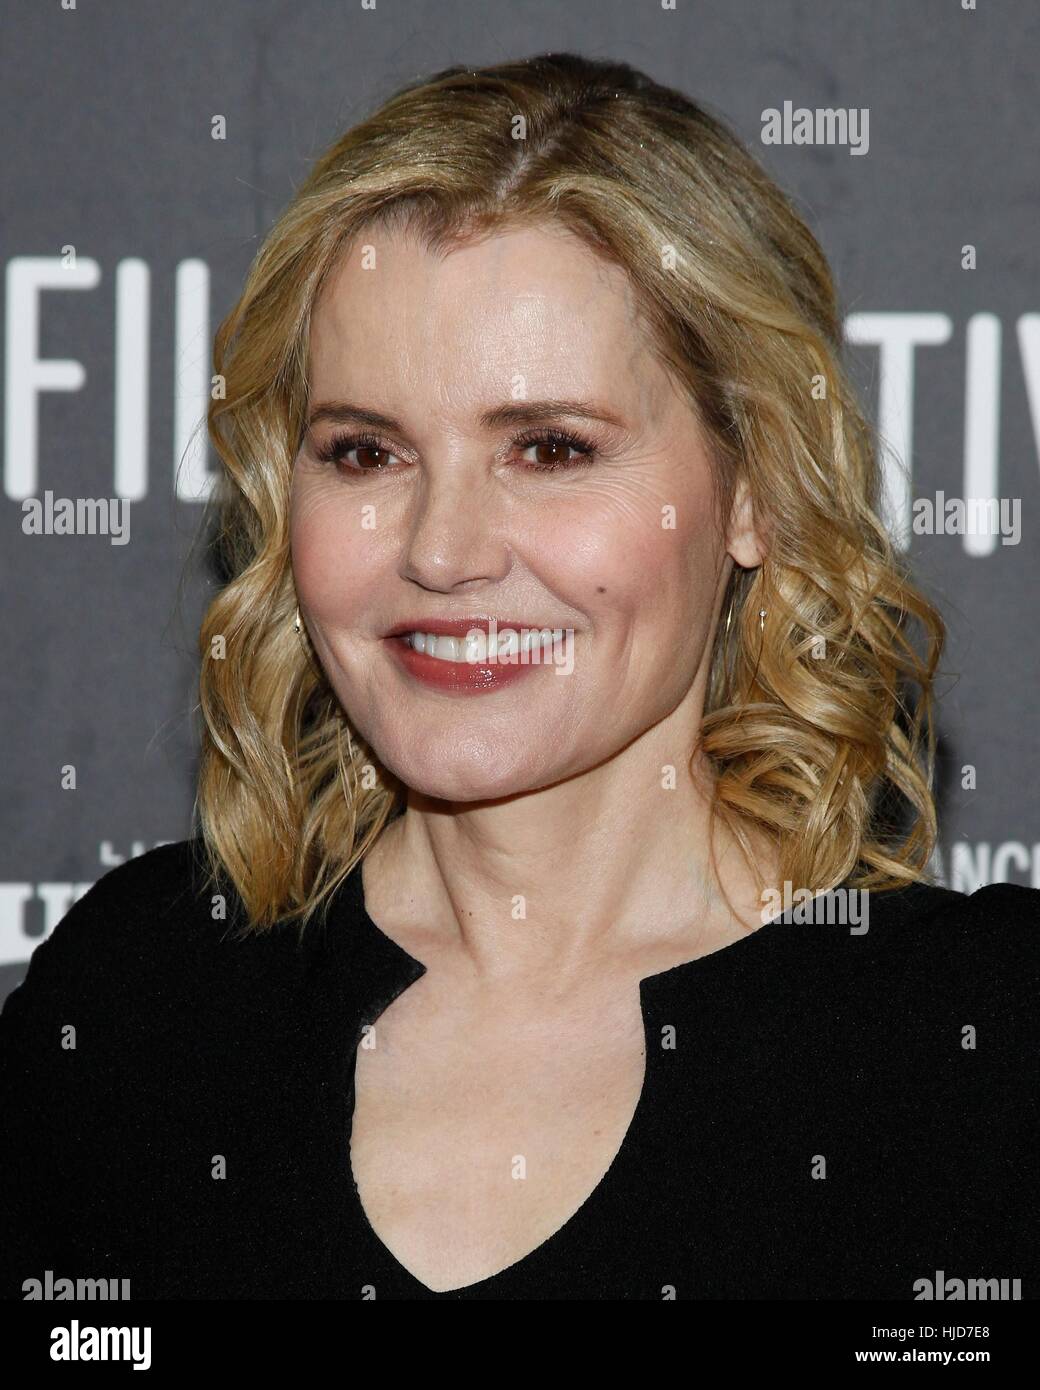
[382,617,567,696]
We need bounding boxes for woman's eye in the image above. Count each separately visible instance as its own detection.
[346,443,396,470]
[516,435,595,471]
[316,434,399,471]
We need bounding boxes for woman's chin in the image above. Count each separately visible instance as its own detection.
[380,756,550,805]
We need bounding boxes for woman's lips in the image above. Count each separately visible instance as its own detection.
[384,634,554,695]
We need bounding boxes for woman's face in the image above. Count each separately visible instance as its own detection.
[290,220,760,801]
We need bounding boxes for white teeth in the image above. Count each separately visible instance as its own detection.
[520,627,555,654]
[404,628,563,663]
[493,629,518,659]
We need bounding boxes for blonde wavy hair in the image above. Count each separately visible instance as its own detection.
[195,52,944,933]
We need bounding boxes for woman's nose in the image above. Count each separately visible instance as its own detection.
[397,464,511,592]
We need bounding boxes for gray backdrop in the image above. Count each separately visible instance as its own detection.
[3,0,1038,998]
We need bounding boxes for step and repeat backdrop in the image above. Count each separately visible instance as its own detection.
[2,0,1037,999]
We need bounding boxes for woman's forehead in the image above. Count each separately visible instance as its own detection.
[307,223,671,421]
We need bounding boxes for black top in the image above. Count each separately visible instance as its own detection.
[1,839,1037,1301]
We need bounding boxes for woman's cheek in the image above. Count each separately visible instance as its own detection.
[529,490,674,606]
[291,491,385,616]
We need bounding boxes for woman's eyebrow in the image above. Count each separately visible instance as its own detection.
[306,402,399,431]
[478,399,628,431]
[305,398,628,432]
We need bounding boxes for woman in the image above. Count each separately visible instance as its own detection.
[2,53,1036,1301]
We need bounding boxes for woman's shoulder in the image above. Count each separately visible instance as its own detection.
[762,875,1040,973]
[751,876,1040,1042]
[8,839,223,980]
[0,838,305,1039]
[827,877,1040,1046]
[58,836,218,930]
[862,876,1040,970]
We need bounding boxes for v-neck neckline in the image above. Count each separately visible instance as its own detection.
[335,857,860,1296]
[345,851,815,989]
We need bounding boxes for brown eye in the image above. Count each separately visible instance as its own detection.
[352,444,392,470]
[530,440,576,468]
[314,431,401,472]
[516,429,596,473]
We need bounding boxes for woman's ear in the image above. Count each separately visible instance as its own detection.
[726,477,769,569]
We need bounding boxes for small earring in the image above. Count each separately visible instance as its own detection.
[293,607,302,634]
[758,607,767,632]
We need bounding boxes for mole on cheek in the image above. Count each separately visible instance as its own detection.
[596,586,607,594]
